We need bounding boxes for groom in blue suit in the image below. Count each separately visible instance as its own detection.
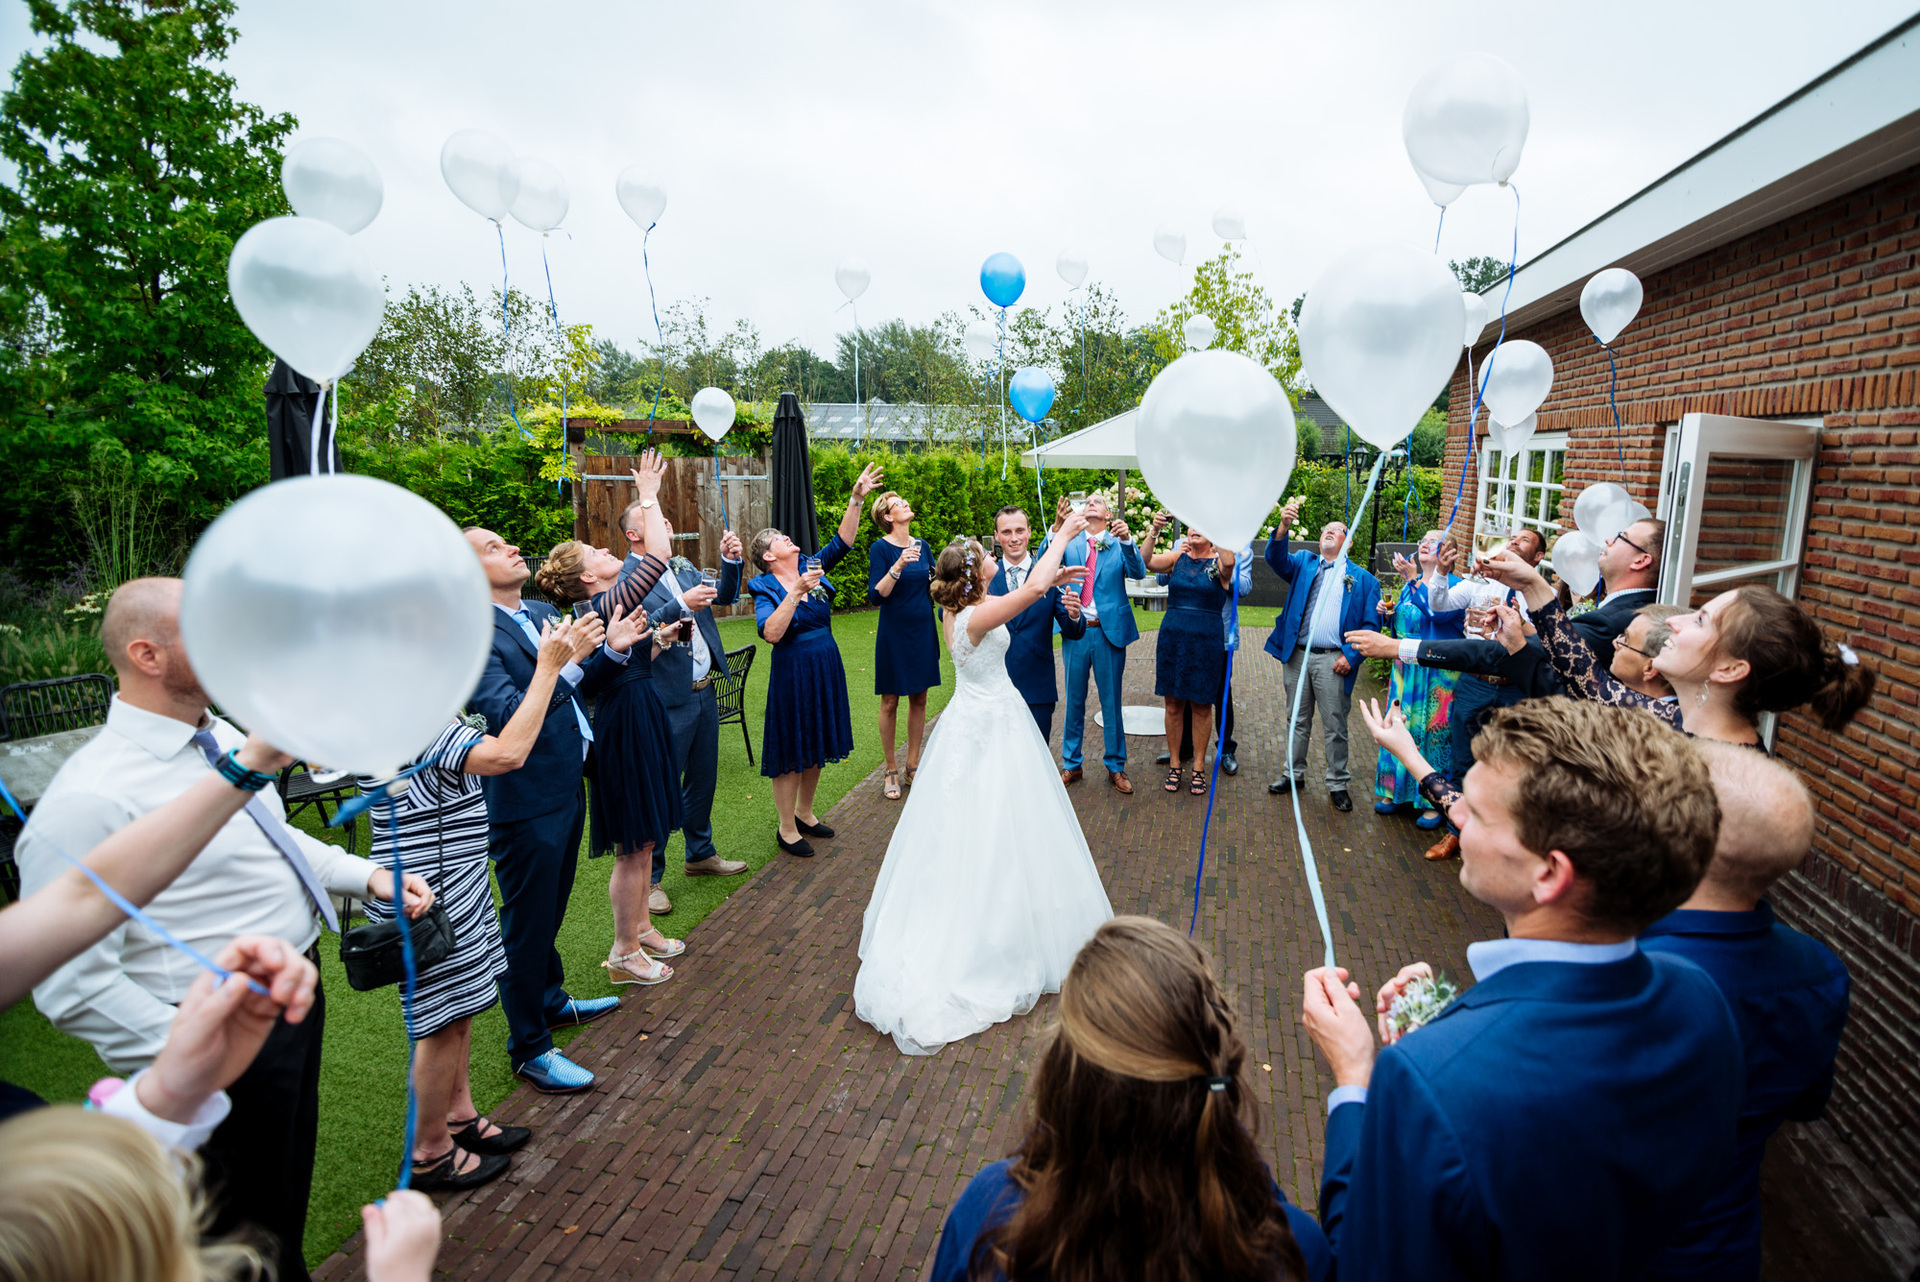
[989,504,1086,741]
[1056,495,1145,793]
[1264,504,1381,811]
[1304,699,1744,1282]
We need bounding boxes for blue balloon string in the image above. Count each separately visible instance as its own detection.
[1603,340,1624,470]
[495,222,526,438]
[1433,204,1446,255]
[1187,573,1238,937]
[643,222,664,435]
[1444,183,1522,534]
[0,772,269,995]
[390,793,419,1191]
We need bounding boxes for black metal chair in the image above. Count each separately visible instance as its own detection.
[276,765,360,857]
[714,644,757,764]
[1,673,116,741]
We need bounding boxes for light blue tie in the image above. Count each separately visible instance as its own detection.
[512,608,593,744]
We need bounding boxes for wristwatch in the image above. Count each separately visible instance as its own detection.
[639,499,656,510]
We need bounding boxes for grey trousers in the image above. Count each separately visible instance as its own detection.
[1281,646,1352,789]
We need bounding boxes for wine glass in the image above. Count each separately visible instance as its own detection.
[804,555,829,601]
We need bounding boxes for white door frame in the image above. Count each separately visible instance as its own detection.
[1657,413,1822,608]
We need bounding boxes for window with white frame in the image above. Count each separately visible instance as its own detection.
[1475,432,1568,538]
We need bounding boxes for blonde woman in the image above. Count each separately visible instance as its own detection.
[866,490,939,800]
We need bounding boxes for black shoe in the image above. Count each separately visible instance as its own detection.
[1329,790,1354,812]
[777,832,814,857]
[796,818,835,839]
[1220,752,1239,776]
[410,1146,510,1192]
[1268,776,1297,795]
[1154,752,1172,766]
[450,1117,532,1156]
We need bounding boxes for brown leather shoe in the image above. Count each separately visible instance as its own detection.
[1424,832,1461,862]
[1108,771,1134,795]
[1061,767,1084,786]
[648,885,673,914]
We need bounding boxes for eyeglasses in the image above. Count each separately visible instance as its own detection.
[1616,639,1659,658]
[1609,530,1649,555]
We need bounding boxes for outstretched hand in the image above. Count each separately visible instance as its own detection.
[1056,510,1089,543]
[1344,629,1397,660]
[1359,696,1418,762]
[604,603,648,654]
[631,447,667,502]
[851,463,885,500]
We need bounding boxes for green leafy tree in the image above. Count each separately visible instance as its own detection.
[1451,256,1509,294]
[1409,406,1448,467]
[1150,246,1303,402]
[753,340,851,404]
[831,318,976,408]
[0,0,294,573]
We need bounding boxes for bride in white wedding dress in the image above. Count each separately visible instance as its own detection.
[855,510,1115,1055]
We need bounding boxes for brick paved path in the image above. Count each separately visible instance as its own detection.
[317,630,1500,1281]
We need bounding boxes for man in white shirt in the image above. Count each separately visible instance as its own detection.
[16,577,431,1282]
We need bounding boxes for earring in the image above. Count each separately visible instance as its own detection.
[1693,683,1711,711]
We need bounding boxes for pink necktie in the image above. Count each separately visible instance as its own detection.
[1080,540,1098,606]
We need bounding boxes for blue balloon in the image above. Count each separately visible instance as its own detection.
[1009,367,1056,423]
[980,252,1026,308]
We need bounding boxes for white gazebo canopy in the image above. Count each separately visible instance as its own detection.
[1018,407,1137,469]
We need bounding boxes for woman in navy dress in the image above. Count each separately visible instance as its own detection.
[534,454,686,986]
[867,490,940,801]
[749,462,885,857]
[1145,525,1237,796]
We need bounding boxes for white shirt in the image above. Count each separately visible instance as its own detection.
[17,698,378,1071]
[1000,552,1034,591]
[659,566,712,681]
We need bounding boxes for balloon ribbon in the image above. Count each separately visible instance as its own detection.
[643,222,664,434]
[1188,571,1239,938]
[1444,183,1521,536]
[1602,341,1624,470]
[496,222,526,438]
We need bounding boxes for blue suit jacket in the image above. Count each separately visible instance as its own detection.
[1261,538,1382,692]
[635,555,742,711]
[989,557,1087,707]
[470,600,617,823]
[1320,950,1744,1282]
[1058,532,1145,646]
[1639,903,1850,1280]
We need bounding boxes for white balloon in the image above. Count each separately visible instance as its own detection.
[1182,314,1217,351]
[835,256,870,302]
[1402,53,1530,186]
[1415,167,1466,208]
[1548,529,1603,599]
[280,137,383,235]
[690,386,736,442]
[1136,350,1297,550]
[1625,500,1652,526]
[1580,267,1644,345]
[615,166,668,229]
[1298,243,1465,450]
[1153,224,1186,264]
[439,130,518,222]
[180,475,492,775]
[1479,339,1554,428]
[1486,412,1536,459]
[228,216,385,384]
[964,321,999,364]
[1056,249,1088,288]
[1212,205,1246,240]
[1573,482,1635,541]
[1461,292,1489,347]
[507,157,568,232]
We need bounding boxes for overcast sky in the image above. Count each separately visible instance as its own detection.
[4,0,1916,364]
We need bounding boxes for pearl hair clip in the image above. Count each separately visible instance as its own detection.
[1838,643,1860,666]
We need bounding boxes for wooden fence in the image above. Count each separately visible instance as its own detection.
[577,453,771,619]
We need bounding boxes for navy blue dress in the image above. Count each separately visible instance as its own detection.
[750,533,856,779]
[868,536,941,697]
[575,555,681,859]
[1154,553,1230,703]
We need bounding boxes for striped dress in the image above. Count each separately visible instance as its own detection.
[357,720,508,1040]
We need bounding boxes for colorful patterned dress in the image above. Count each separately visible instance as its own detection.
[1375,578,1465,808]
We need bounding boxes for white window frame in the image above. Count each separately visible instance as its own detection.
[1474,430,1569,539]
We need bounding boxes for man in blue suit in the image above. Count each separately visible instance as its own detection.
[1304,698,1744,1282]
[465,526,628,1093]
[1054,495,1145,793]
[1263,502,1382,811]
[988,504,1085,741]
[1639,741,1850,1281]
[628,510,747,914]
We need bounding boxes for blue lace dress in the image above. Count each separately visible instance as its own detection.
[574,553,680,858]
[750,534,857,778]
[868,537,941,696]
[1154,553,1231,703]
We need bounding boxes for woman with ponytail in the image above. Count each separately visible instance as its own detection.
[930,917,1329,1282]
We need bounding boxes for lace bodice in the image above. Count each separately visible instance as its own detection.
[947,606,1016,693]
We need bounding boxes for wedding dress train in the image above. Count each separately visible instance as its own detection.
[854,605,1114,1055]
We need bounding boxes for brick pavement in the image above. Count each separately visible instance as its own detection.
[316,630,1500,1281]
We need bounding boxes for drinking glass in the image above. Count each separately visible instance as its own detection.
[1067,490,1088,515]
[700,568,720,593]
[805,555,829,601]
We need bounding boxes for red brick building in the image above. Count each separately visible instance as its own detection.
[1441,19,1920,1271]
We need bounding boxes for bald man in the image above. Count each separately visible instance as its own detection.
[1638,743,1851,1281]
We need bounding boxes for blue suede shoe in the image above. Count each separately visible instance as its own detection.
[1415,810,1447,830]
[1374,800,1408,816]
[513,1049,595,1094]
[547,996,620,1031]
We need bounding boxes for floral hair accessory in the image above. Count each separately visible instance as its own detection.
[1838,643,1859,666]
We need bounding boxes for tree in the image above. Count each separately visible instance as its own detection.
[832,319,975,408]
[1409,406,1448,467]
[1151,247,1304,401]
[0,0,295,573]
[753,340,851,404]
[1451,256,1509,295]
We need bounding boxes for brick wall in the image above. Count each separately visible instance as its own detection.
[1441,163,1920,1268]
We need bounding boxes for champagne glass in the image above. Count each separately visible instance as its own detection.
[1067,490,1088,515]
[804,555,829,602]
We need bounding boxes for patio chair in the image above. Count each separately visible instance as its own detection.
[277,764,363,924]
[715,644,757,764]
[0,673,116,741]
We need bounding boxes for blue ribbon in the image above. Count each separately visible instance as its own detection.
[495,222,526,439]
[0,772,269,995]
[1602,340,1624,469]
[1188,573,1239,937]
[1444,183,1522,533]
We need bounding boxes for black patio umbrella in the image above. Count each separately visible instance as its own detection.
[265,359,338,479]
[768,392,821,555]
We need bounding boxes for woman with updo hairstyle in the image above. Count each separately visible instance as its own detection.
[867,489,940,800]
[928,536,991,613]
[748,462,886,856]
[928,917,1329,1282]
[533,451,686,986]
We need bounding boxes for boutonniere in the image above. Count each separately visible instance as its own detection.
[1385,972,1459,1041]
[1342,573,1355,592]
[457,710,490,733]
[670,555,696,575]
[1094,532,1115,551]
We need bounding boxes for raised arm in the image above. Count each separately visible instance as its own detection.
[1359,697,1464,821]
[836,463,885,549]
[968,511,1091,641]
[464,619,575,775]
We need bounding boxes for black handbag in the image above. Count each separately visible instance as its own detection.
[339,767,457,993]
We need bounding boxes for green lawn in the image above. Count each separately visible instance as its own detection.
[0,603,1165,1265]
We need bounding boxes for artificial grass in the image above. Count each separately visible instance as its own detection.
[0,603,1166,1265]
